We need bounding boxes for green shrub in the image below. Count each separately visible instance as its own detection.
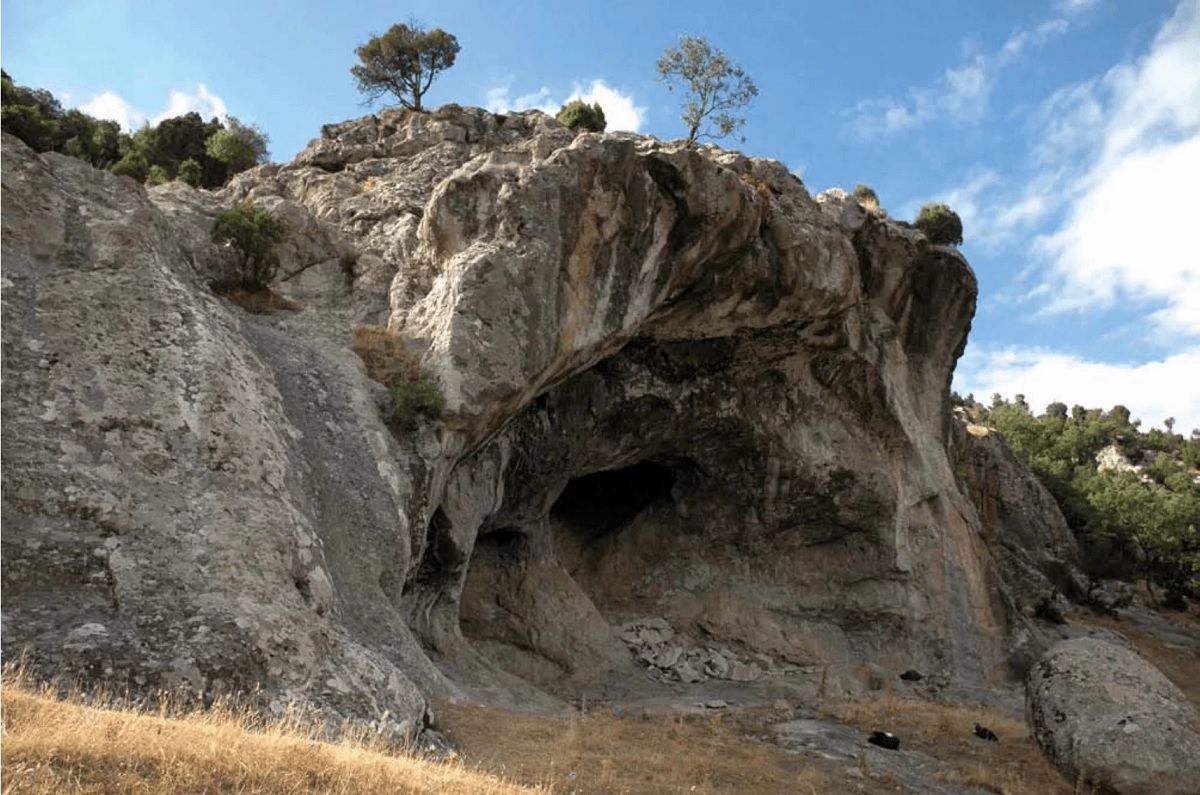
[853,184,881,214]
[205,117,269,180]
[391,375,445,426]
[146,165,170,186]
[853,184,878,204]
[211,200,288,290]
[110,152,149,182]
[177,158,203,187]
[555,100,606,133]
[914,202,964,246]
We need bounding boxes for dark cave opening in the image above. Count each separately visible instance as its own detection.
[550,460,676,542]
[473,526,527,562]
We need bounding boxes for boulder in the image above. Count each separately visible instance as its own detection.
[1027,638,1200,794]
[1089,579,1136,614]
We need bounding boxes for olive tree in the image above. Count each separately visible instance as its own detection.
[351,21,460,111]
[656,35,757,145]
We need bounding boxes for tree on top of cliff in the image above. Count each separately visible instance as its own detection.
[351,21,460,111]
[656,35,757,146]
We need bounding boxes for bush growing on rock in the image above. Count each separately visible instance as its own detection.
[177,158,202,187]
[146,165,169,186]
[351,325,418,385]
[914,202,963,246]
[392,376,445,426]
[853,184,879,209]
[110,152,150,182]
[211,200,288,290]
[350,325,443,427]
[555,100,606,132]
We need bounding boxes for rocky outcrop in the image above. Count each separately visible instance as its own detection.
[1027,638,1200,794]
[949,417,1086,672]
[1,105,1075,731]
[0,137,446,738]
[950,419,1081,600]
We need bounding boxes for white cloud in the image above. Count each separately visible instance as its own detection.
[955,345,1200,431]
[154,84,228,124]
[485,84,555,115]
[76,84,230,131]
[848,3,1093,137]
[484,78,646,132]
[1031,0,1200,338]
[80,91,146,131]
[566,80,646,133]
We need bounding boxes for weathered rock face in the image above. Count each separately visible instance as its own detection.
[0,137,448,738]
[1027,638,1200,794]
[949,417,1085,672]
[1,106,1071,730]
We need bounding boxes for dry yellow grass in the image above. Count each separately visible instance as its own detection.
[1,669,1082,795]
[350,324,420,387]
[436,701,873,795]
[820,692,1076,795]
[1,677,540,795]
[215,285,303,314]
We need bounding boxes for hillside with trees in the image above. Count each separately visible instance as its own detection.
[2,71,267,188]
[957,393,1200,603]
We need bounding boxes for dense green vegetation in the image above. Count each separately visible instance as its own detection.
[556,99,607,132]
[211,200,289,290]
[959,394,1200,602]
[914,202,964,246]
[2,71,267,188]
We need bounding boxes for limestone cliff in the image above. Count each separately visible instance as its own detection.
[1,106,1074,733]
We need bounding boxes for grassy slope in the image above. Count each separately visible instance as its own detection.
[2,673,1081,794]
[0,680,539,795]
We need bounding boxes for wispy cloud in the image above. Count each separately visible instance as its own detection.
[484,78,646,132]
[955,344,1200,431]
[78,84,229,131]
[915,169,1057,250]
[847,2,1096,137]
[1031,0,1200,338]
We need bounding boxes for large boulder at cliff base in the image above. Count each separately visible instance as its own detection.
[1026,637,1200,794]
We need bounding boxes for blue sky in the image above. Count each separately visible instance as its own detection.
[4,0,1198,429]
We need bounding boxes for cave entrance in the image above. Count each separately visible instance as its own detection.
[551,460,676,541]
[549,459,680,590]
[458,457,693,688]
